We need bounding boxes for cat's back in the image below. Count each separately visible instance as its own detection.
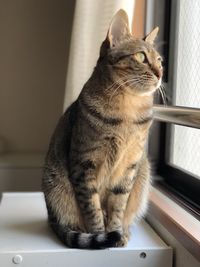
[43,101,79,174]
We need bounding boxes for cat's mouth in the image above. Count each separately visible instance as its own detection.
[124,74,162,96]
[138,77,162,96]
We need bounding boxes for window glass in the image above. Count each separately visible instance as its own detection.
[170,125,200,178]
[170,0,200,179]
[173,0,200,108]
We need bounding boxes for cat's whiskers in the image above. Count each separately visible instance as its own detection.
[158,83,167,105]
[108,77,141,103]
[105,74,134,92]
[106,73,161,104]
[161,84,167,100]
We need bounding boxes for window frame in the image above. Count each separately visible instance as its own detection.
[156,122,200,218]
[146,0,200,219]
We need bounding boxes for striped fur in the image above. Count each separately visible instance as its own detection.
[42,10,162,249]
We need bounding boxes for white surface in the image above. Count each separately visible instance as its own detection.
[0,193,172,267]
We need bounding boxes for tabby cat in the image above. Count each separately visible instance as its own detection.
[42,9,162,249]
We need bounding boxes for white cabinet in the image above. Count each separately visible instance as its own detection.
[0,193,172,267]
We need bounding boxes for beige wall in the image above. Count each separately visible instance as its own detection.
[0,0,75,153]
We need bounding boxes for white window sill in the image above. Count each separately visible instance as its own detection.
[0,192,172,267]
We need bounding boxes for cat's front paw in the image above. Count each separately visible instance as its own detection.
[115,234,128,247]
[88,224,105,234]
[106,222,123,234]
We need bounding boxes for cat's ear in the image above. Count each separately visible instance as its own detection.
[144,27,159,44]
[107,9,131,48]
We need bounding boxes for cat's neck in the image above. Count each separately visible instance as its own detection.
[107,89,154,121]
[81,72,154,123]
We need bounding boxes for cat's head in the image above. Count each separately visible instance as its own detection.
[98,9,162,96]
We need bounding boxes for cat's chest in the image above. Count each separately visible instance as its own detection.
[97,124,149,195]
[115,121,150,146]
[105,122,150,166]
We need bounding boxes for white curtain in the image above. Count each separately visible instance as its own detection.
[63,0,135,110]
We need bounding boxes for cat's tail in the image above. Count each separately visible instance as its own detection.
[50,222,121,249]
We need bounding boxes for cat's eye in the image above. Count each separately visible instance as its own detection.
[157,57,162,62]
[133,52,147,63]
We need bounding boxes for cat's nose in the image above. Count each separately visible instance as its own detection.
[152,68,162,79]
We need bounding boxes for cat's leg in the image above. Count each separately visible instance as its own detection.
[69,160,105,234]
[122,156,151,244]
[106,166,136,238]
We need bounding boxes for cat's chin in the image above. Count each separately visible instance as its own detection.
[131,78,161,96]
[141,79,161,96]
[140,88,157,96]
[127,86,157,97]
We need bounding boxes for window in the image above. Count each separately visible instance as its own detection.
[169,1,200,178]
[147,0,200,218]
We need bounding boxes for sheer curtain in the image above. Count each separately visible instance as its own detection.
[63,0,135,110]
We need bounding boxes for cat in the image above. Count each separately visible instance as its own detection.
[42,9,163,249]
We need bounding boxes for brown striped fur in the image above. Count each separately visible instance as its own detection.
[42,9,162,249]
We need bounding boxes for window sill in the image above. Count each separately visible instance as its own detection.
[148,187,200,261]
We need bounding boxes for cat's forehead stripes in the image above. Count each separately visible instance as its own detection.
[145,49,161,64]
[109,38,158,59]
